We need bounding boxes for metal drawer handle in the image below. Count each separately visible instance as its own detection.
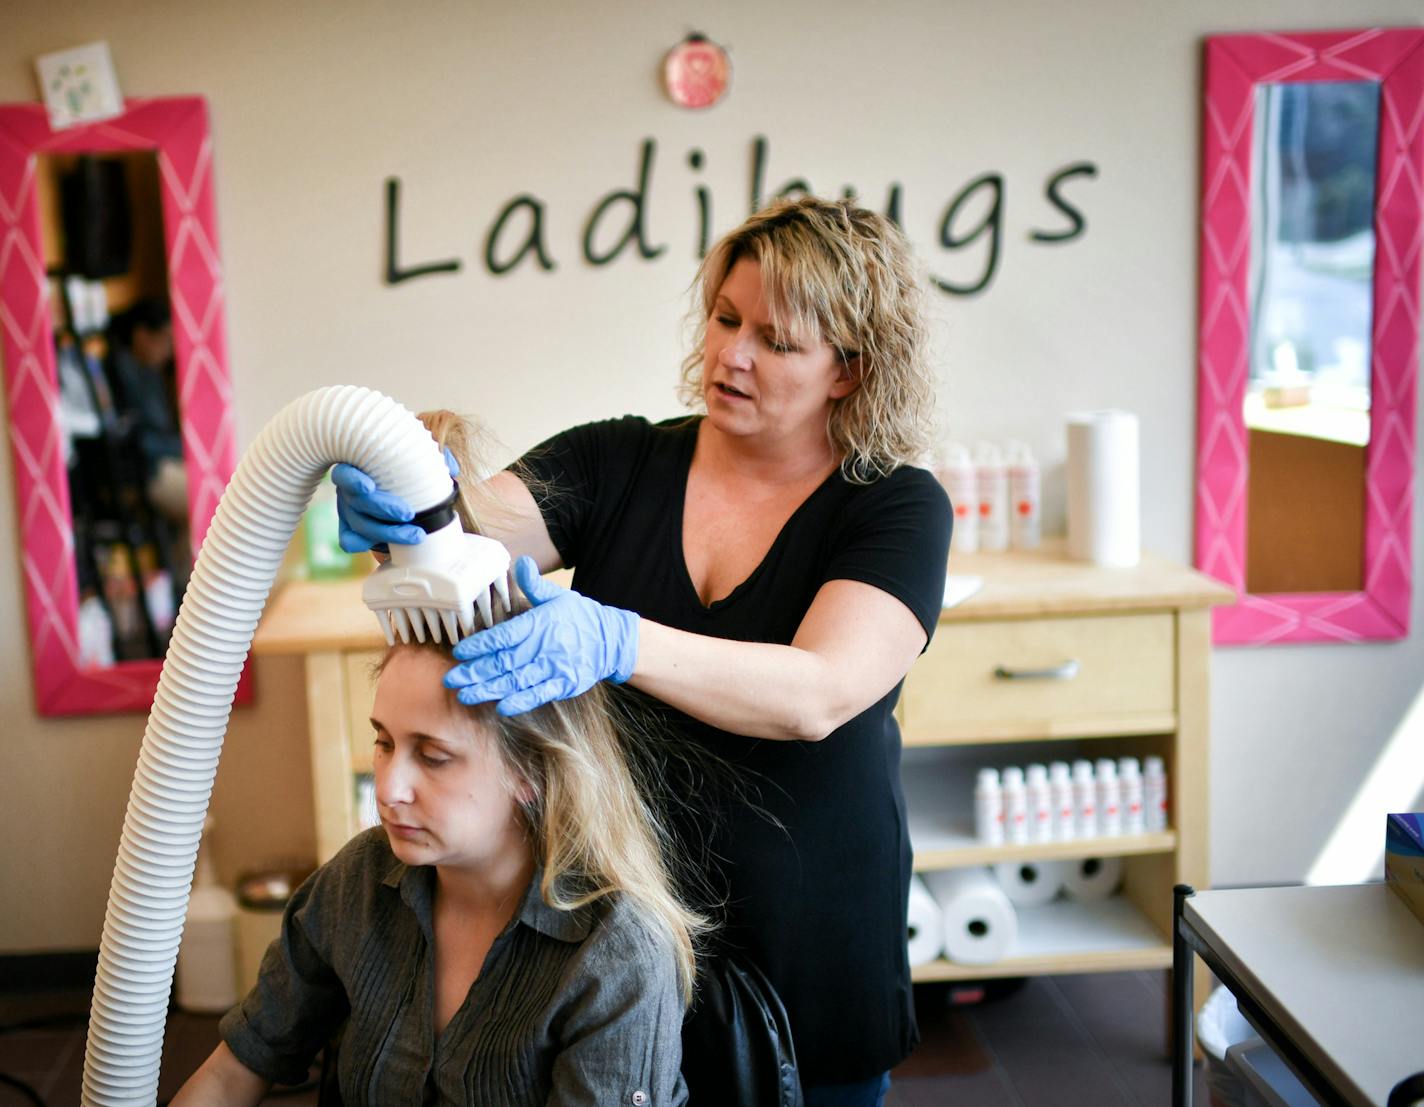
[993,660,1080,681]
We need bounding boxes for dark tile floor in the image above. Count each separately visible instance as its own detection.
[0,972,1206,1106]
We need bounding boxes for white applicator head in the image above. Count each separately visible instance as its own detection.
[360,483,512,645]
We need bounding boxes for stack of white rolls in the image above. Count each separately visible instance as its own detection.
[907,856,1124,966]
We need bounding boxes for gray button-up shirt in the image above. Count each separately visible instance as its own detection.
[220,829,686,1106]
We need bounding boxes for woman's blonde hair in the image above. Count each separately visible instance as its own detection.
[678,195,936,482]
[402,410,708,1005]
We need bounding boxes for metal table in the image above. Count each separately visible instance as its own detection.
[1172,883,1424,1107]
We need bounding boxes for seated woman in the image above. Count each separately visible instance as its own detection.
[173,414,703,1107]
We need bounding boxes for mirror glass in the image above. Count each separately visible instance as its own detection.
[37,152,189,664]
[1244,80,1378,594]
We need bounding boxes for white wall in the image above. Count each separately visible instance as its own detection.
[1,0,1420,951]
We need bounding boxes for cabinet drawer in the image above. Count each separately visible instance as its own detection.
[903,613,1175,743]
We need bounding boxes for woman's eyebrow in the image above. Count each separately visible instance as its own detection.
[367,719,456,748]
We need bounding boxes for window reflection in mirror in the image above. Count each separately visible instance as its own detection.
[1246,80,1379,594]
[37,152,190,665]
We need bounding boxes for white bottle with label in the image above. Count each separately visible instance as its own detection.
[974,767,1004,845]
[1144,756,1169,831]
[1072,760,1097,839]
[177,819,240,1013]
[973,441,1009,551]
[1049,761,1075,841]
[1006,441,1042,550]
[1095,758,1122,837]
[1118,757,1145,835]
[938,442,979,554]
[1025,763,1053,843]
[1002,765,1029,844]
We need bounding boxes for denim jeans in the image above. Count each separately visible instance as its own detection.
[803,1071,892,1107]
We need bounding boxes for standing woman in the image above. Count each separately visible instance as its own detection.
[336,196,951,1105]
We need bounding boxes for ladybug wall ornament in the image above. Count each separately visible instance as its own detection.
[663,34,731,109]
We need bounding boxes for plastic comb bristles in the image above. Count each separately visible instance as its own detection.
[362,523,513,646]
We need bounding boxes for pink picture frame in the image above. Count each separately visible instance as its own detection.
[0,96,249,713]
[1196,29,1423,644]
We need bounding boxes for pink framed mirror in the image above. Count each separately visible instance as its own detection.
[0,96,247,713]
[1196,29,1422,644]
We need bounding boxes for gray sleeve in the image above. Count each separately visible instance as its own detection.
[218,855,354,1084]
[546,904,688,1107]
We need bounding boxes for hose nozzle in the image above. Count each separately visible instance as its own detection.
[362,518,512,645]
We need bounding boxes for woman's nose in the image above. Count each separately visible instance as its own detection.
[375,760,414,807]
[719,331,753,370]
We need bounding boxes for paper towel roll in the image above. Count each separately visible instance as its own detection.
[1066,410,1140,567]
[992,859,1067,907]
[923,867,1018,965]
[906,874,946,967]
[1062,856,1123,901]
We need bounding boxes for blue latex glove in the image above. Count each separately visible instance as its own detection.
[444,556,639,716]
[330,448,459,553]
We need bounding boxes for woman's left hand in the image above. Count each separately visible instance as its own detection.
[444,556,639,715]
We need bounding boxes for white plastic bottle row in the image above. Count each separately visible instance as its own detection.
[974,757,1169,845]
[935,440,1040,554]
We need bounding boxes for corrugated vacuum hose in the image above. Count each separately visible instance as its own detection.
[81,386,473,1106]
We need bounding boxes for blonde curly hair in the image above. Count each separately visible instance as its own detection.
[679,196,936,482]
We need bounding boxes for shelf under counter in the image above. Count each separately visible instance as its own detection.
[911,829,1177,871]
[910,896,1172,982]
[902,717,1178,747]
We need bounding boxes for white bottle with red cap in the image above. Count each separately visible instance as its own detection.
[1002,765,1029,844]
[974,767,1004,845]
[1095,758,1122,837]
[1049,760,1075,841]
[1072,760,1097,838]
[1144,756,1169,831]
[1006,441,1042,550]
[1026,762,1053,843]
[1118,757,1145,835]
[937,442,979,554]
[974,441,1009,552]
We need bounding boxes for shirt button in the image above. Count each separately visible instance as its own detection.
[631,1093,648,1106]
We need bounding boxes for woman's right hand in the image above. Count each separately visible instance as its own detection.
[330,464,423,553]
[329,449,459,553]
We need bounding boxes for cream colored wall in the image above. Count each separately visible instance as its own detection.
[2,0,1421,952]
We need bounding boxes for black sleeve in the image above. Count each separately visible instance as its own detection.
[822,466,952,644]
[510,416,648,570]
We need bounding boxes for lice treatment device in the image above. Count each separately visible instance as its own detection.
[80,386,511,1106]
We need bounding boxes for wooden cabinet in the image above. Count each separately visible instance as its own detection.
[901,541,1232,992]
[255,545,1232,997]
[252,577,387,863]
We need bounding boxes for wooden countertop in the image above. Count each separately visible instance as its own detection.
[941,539,1234,622]
[252,540,1235,653]
[254,576,384,654]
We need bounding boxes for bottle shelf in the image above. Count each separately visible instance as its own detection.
[903,757,1172,869]
[910,896,1171,982]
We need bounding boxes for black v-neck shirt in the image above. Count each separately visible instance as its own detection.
[517,415,951,1083]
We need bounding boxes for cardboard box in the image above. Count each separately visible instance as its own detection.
[1385,813,1424,928]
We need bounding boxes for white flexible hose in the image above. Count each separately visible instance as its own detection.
[82,385,453,1106]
